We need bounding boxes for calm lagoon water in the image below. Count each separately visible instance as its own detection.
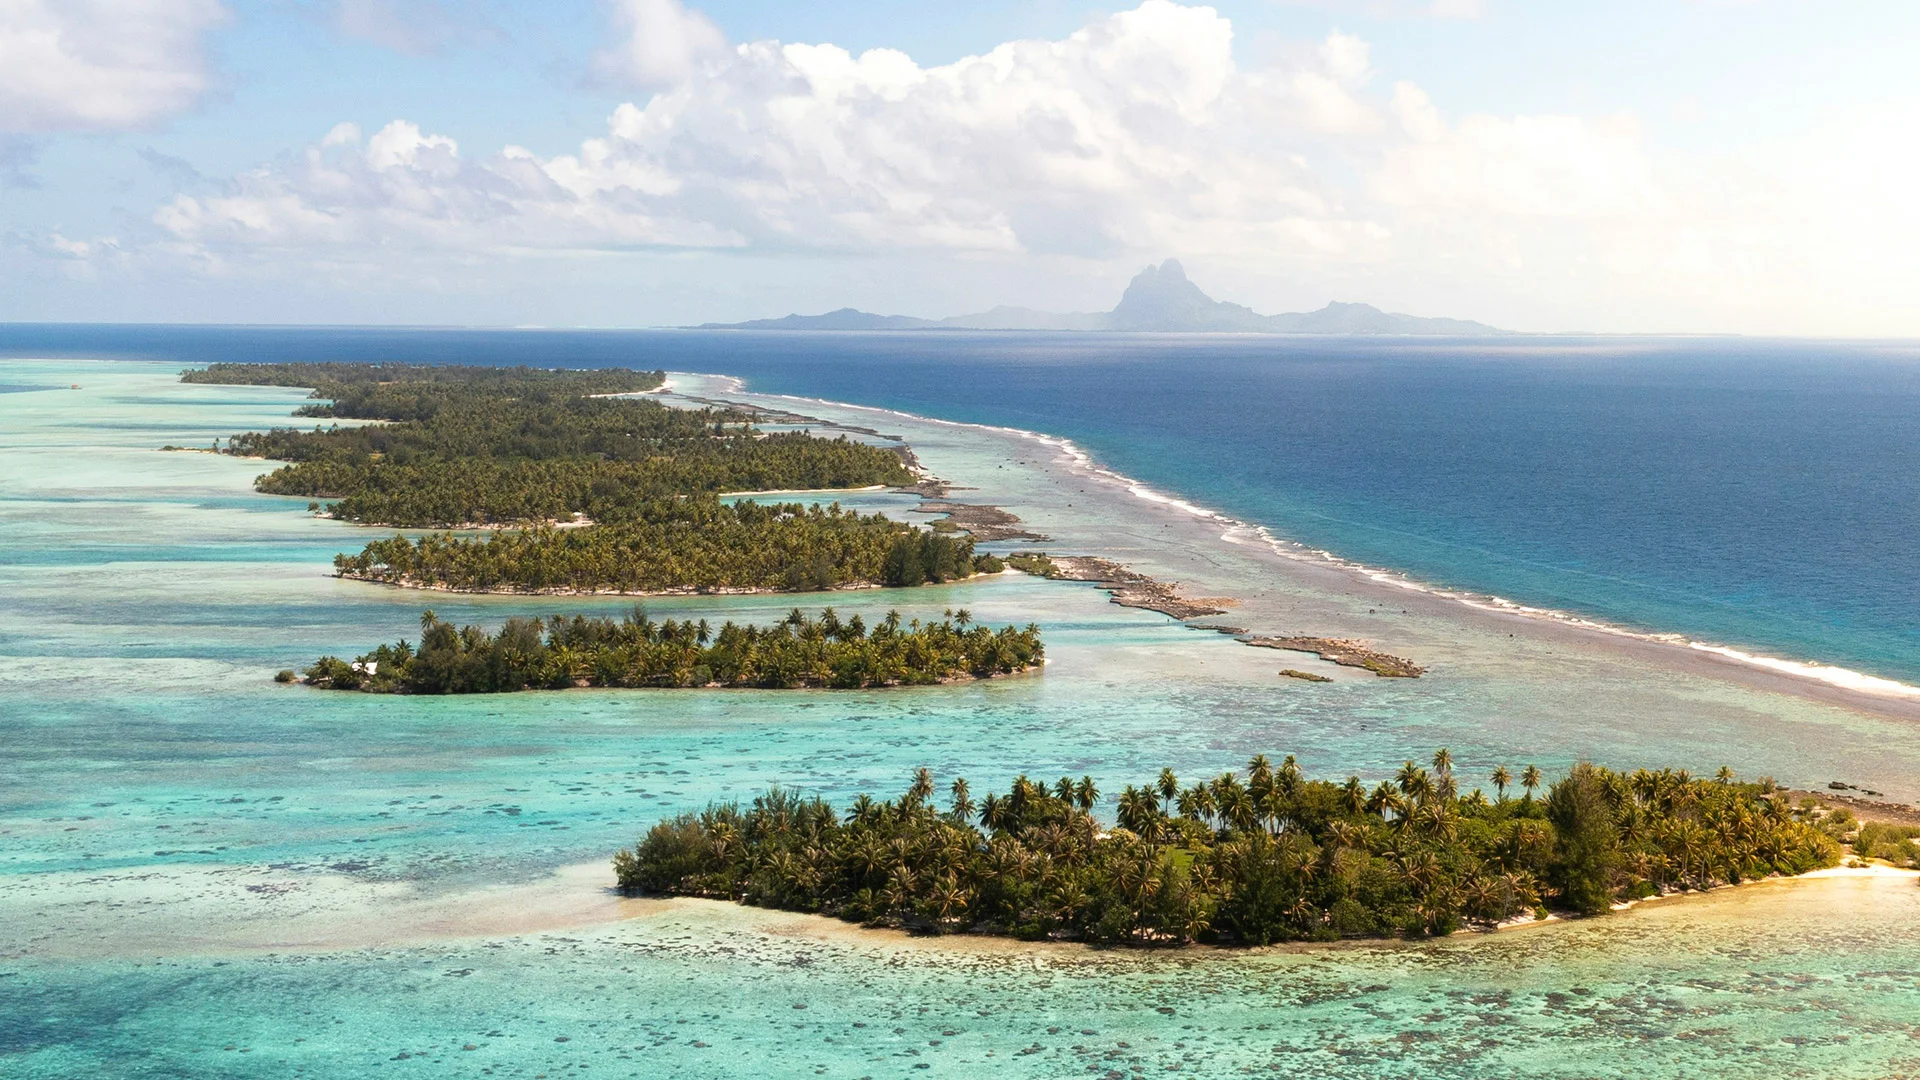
[6,325,1918,684]
[4,350,1920,1078]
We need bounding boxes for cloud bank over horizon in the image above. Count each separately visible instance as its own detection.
[8,0,1919,335]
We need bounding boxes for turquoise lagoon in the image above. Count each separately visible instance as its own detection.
[4,359,1920,1079]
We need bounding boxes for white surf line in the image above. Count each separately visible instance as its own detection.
[661,371,1920,701]
[1686,644,1920,699]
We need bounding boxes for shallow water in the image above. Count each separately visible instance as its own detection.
[9,326,1918,687]
[5,358,1920,1079]
[11,873,1920,1080]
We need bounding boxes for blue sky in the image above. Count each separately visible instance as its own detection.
[5,0,1918,333]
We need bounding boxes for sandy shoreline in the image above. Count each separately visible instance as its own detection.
[30,360,1920,966]
[171,362,1920,803]
[2,862,631,961]
[678,863,1920,961]
[25,351,1920,1078]
[237,363,1920,738]
[21,857,1910,964]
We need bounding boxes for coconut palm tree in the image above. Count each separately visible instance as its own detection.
[881,866,918,914]
[1415,800,1458,844]
[1396,761,1434,804]
[1167,884,1212,943]
[978,835,1026,884]
[1246,755,1274,805]
[1668,781,1699,815]
[845,836,890,887]
[948,777,975,824]
[1182,780,1213,822]
[1398,849,1440,891]
[1116,786,1162,841]
[1340,776,1366,816]
[1491,766,1512,802]
[1157,769,1180,815]
[1325,819,1366,855]
[1509,819,1551,869]
[1629,768,1659,805]
[1521,765,1543,803]
[1277,755,1303,798]
[1258,787,1288,836]
[1175,786,1203,822]
[1366,782,1405,822]
[1074,775,1100,813]
[1462,874,1502,922]
[1047,878,1090,930]
[978,793,1005,833]
[927,872,970,924]
[1004,775,1034,817]
[908,767,935,808]
[1222,786,1259,835]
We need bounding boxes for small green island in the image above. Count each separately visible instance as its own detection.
[300,607,1044,692]
[185,362,1000,594]
[617,752,1841,946]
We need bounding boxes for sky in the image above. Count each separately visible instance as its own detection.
[2,0,1917,334]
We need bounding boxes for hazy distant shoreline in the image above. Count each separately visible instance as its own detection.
[694,259,1511,336]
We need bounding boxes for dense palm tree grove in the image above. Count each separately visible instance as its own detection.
[184,361,670,420]
[187,361,914,526]
[336,505,992,594]
[182,362,998,594]
[617,751,1838,945]
[303,606,1044,692]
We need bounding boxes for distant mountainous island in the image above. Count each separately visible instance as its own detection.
[695,260,1507,335]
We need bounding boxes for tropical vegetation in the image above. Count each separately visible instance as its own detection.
[616,751,1839,946]
[303,606,1044,692]
[184,362,1000,594]
[334,501,990,594]
[1005,552,1059,577]
[184,361,670,419]
[187,361,913,527]
[1813,807,1920,869]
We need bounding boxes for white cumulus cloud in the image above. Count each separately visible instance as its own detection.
[595,0,729,87]
[158,1,1378,263]
[1373,82,1656,218]
[0,0,228,133]
[97,0,1920,334]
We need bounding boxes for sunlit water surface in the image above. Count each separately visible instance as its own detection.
[4,360,1919,1079]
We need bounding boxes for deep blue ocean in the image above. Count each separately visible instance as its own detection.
[6,324,1916,683]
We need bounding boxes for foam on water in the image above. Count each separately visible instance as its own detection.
[9,357,1920,1079]
[1687,644,1920,698]
[678,371,1920,702]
